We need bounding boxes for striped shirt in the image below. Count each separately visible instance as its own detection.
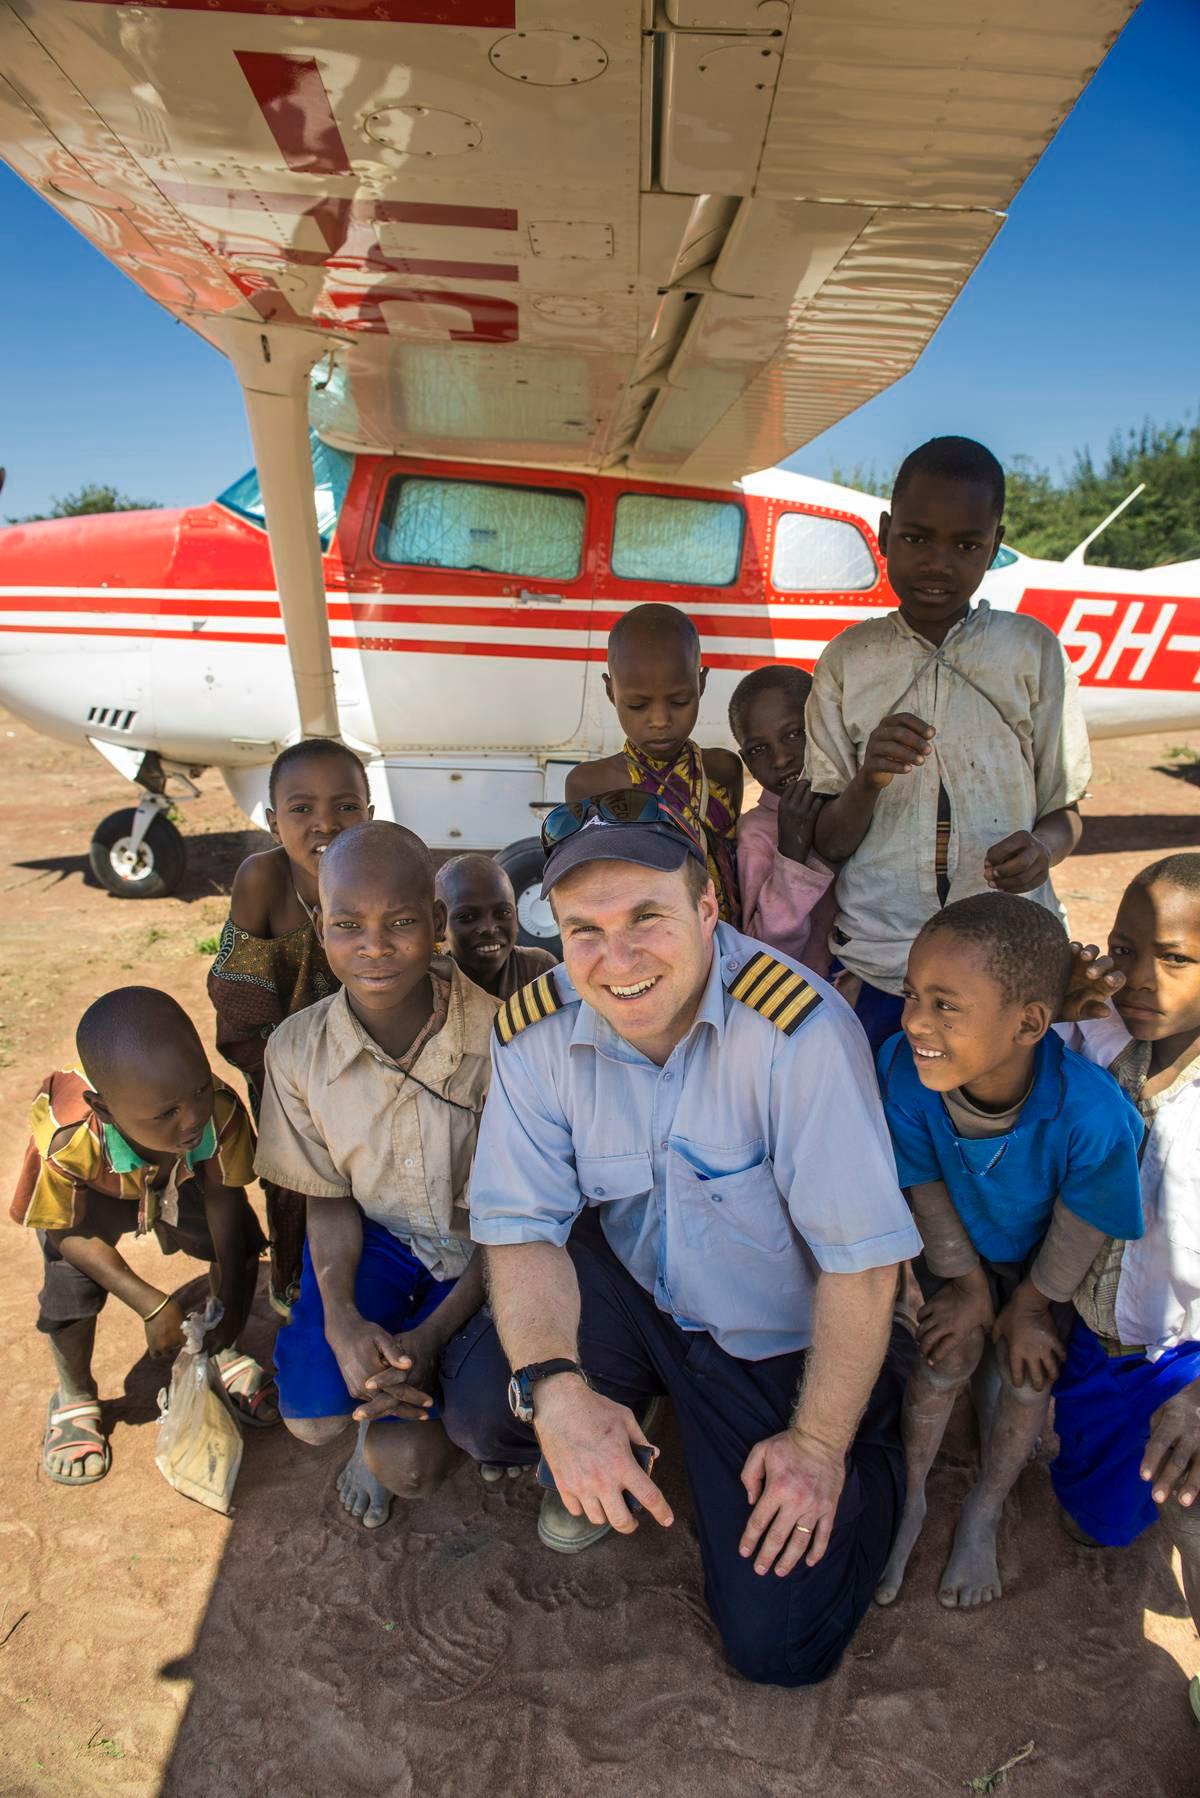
[10,1067,256,1234]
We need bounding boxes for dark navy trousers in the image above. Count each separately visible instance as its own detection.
[439,1231,914,1687]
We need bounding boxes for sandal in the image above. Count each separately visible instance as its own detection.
[213,1350,280,1429]
[43,1393,111,1485]
[268,1280,297,1323]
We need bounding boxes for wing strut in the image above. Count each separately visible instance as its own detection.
[209,319,340,741]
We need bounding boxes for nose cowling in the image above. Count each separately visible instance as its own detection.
[0,506,188,748]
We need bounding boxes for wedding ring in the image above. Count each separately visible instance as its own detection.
[793,1523,813,1534]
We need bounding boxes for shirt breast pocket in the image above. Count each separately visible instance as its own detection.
[575,1152,654,1211]
[670,1143,790,1255]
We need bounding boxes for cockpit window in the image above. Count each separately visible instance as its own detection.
[989,544,1019,570]
[217,433,353,547]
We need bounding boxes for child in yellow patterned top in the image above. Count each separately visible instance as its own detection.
[565,603,743,920]
[11,986,277,1488]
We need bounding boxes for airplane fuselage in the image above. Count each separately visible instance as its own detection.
[1,451,1197,855]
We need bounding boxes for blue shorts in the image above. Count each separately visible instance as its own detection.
[1050,1319,1200,1546]
[274,1215,457,1420]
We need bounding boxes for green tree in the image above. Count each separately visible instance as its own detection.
[829,462,893,499]
[7,484,161,524]
[1006,420,1200,568]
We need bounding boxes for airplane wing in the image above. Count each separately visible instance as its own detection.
[0,0,1136,485]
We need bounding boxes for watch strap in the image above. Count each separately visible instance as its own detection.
[519,1358,585,1386]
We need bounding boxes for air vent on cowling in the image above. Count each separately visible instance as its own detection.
[86,705,137,732]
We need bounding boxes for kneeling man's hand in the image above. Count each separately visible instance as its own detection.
[535,1379,674,1536]
[739,1429,846,1577]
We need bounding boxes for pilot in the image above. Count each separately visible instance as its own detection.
[439,792,921,1687]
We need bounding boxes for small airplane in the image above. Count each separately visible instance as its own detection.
[0,0,1166,947]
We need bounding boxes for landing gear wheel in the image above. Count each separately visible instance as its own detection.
[495,836,560,960]
[89,809,187,899]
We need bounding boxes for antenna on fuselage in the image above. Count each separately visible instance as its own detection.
[1064,483,1146,566]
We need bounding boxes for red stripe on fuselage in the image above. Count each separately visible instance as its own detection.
[0,621,818,670]
[0,594,282,620]
[0,595,859,642]
[0,622,284,646]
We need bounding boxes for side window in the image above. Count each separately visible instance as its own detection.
[771,513,877,593]
[611,493,743,587]
[990,545,1019,570]
[374,476,584,580]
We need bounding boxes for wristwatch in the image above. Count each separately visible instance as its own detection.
[507,1359,587,1424]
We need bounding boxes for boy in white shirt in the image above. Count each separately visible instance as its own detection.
[1052,853,1200,1656]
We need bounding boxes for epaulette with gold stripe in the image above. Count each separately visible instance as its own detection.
[495,972,564,1046]
[728,951,823,1037]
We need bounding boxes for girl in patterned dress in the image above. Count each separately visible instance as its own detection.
[208,739,371,1312]
[565,603,742,921]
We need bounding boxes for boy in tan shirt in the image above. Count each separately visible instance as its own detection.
[256,821,498,1528]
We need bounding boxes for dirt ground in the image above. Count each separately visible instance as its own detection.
[1,706,1198,1798]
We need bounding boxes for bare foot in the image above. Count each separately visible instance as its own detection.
[938,1498,1002,1608]
[335,1436,392,1529]
[875,1489,927,1605]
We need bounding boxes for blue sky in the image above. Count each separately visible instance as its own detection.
[0,0,1196,519]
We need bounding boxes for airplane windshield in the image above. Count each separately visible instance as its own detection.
[217,432,353,547]
[990,545,1019,569]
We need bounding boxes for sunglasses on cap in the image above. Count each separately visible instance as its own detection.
[539,789,706,859]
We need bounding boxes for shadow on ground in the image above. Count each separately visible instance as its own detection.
[152,1349,1198,1798]
[8,830,270,902]
[1077,814,1200,856]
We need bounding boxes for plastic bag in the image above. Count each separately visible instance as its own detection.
[154,1299,242,1514]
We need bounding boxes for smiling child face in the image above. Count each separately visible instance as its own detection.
[733,683,809,797]
[440,858,519,986]
[902,929,1045,1103]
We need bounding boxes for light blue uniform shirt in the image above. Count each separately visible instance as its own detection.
[469,923,921,1360]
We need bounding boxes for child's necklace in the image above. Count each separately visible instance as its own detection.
[292,882,318,928]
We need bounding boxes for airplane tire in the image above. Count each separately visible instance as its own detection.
[494,837,561,960]
[89,809,187,899]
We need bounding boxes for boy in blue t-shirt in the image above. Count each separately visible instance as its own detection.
[874,892,1143,1612]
